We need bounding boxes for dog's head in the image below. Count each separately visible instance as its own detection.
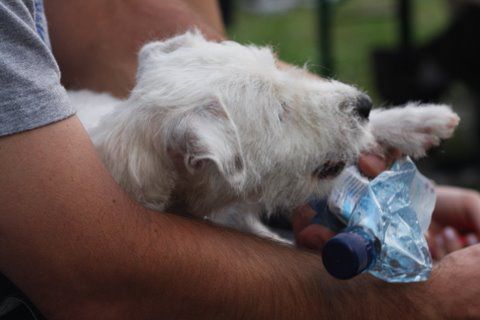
[130,31,374,214]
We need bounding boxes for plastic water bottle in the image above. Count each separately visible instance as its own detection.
[310,157,435,282]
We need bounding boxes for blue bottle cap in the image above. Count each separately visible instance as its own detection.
[322,231,374,280]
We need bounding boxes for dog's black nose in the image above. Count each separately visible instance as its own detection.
[355,94,373,120]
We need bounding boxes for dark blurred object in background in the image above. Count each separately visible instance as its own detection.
[373,1,480,106]
[423,3,480,99]
[373,0,480,172]
[219,0,234,27]
[373,49,450,104]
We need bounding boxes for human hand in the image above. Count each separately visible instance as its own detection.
[357,152,480,259]
[293,150,401,249]
[427,186,480,260]
[294,149,480,260]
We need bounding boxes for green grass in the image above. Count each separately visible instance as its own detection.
[228,0,448,104]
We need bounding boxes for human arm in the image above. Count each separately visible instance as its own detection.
[43,0,225,98]
[0,117,442,319]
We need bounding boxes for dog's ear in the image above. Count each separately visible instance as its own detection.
[139,30,205,61]
[137,31,206,80]
[165,97,246,191]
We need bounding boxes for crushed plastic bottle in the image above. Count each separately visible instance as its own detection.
[309,157,435,283]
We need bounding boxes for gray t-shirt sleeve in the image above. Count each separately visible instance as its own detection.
[0,0,75,137]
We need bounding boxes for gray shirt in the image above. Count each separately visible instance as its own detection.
[0,0,75,137]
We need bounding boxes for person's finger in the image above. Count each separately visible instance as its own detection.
[296,224,335,251]
[434,234,447,260]
[426,221,444,260]
[357,148,401,178]
[386,147,403,161]
[426,230,438,259]
[464,192,480,237]
[429,220,442,234]
[433,187,480,235]
[443,227,463,253]
[292,205,317,237]
[357,153,387,178]
[465,233,479,247]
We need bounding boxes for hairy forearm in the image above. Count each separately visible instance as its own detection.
[44,0,225,97]
[0,117,433,319]
[0,117,320,319]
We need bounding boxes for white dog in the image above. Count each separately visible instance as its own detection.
[70,31,459,242]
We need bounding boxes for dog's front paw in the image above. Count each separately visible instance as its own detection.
[369,103,460,158]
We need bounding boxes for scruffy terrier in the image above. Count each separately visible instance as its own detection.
[70,31,459,242]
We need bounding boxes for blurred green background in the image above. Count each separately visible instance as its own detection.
[228,0,448,104]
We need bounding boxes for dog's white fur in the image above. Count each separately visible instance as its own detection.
[70,31,459,242]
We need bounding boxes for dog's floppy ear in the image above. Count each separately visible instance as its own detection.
[139,30,205,61]
[165,97,246,190]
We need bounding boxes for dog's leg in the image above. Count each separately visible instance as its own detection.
[210,203,293,245]
[369,103,460,158]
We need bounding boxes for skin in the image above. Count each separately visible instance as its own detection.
[0,0,479,318]
[44,0,224,98]
[429,186,480,258]
[296,152,480,259]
